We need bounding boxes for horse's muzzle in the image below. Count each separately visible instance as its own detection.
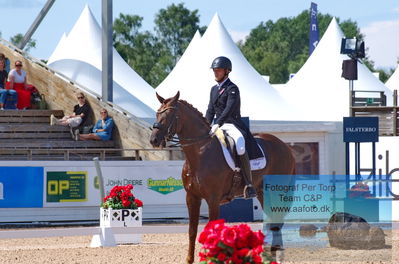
[150,133,166,148]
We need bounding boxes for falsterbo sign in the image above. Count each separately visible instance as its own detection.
[343,117,379,142]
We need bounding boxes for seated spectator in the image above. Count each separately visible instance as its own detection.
[77,108,114,141]
[0,59,17,110]
[0,53,10,73]
[50,92,91,136]
[7,60,31,109]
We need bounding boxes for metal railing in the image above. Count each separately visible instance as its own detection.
[0,148,184,161]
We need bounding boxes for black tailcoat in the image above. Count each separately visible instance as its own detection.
[205,78,262,159]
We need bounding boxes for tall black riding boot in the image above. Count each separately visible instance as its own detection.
[239,153,257,199]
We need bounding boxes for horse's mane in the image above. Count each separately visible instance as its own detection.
[178,100,210,127]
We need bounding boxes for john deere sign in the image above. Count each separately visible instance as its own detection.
[147,177,183,194]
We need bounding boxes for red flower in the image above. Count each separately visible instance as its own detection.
[217,252,227,261]
[102,185,142,209]
[221,226,237,247]
[197,220,269,264]
[122,199,131,208]
[134,198,143,207]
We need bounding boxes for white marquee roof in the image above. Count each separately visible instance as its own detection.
[47,5,157,118]
[279,18,392,121]
[156,13,297,121]
[386,65,399,92]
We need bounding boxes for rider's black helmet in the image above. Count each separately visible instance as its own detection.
[210,56,232,71]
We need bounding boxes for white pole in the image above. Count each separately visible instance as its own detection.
[93,157,105,201]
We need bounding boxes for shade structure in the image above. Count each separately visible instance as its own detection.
[156,13,296,121]
[48,5,158,118]
[386,65,399,92]
[279,18,392,121]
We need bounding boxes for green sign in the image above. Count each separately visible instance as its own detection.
[47,171,87,202]
[147,177,183,195]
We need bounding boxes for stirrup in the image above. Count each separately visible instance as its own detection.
[243,184,257,199]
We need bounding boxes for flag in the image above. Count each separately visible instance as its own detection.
[309,2,319,55]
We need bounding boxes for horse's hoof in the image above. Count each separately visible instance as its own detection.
[271,246,285,263]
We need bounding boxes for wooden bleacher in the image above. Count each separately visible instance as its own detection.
[351,90,398,136]
[0,109,127,160]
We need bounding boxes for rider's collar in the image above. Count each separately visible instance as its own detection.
[217,77,229,89]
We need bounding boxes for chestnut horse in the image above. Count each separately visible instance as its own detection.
[150,92,296,264]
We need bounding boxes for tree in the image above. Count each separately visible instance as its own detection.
[113,14,171,87]
[10,33,36,52]
[113,4,205,87]
[154,3,204,64]
[239,11,372,84]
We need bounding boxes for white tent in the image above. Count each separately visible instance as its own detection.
[386,65,399,92]
[279,18,392,121]
[48,5,158,118]
[156,13,296,121]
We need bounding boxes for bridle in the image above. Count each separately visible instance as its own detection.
[152,105,211,147]
[153,106,177,141]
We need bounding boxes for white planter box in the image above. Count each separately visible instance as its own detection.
[100,208,142,227]
[91,207,143,246]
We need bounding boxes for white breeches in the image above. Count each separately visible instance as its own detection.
[220,123,245,155]
[62,116,82,128]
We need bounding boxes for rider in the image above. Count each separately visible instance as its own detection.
[205,56,257,199]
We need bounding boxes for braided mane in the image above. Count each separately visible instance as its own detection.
[178,100,210,127]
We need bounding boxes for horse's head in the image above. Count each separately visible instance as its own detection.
[150,91,180,148]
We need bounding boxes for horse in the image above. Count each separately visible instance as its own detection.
[150,92,296,264]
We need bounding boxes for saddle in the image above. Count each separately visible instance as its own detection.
[214,129,267,172]
[215,128,267,203]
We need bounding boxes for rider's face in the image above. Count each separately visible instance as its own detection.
[213,68,228,82]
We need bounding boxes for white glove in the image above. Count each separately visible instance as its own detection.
[210,124,219,135]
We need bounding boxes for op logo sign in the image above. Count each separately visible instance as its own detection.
[147,177,183,194]
[47,171,87,202]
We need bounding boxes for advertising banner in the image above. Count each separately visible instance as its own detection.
[0,167,43,208]
[46,171,88,203]
[43,161,185,208]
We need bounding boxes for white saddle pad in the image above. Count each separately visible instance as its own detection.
[214,129,267,171]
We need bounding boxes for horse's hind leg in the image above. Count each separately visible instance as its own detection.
[186,193,201,264]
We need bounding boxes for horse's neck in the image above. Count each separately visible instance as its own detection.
[177,103,210,167]
[177,104,209,141]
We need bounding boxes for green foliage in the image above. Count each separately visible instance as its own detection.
[239,10,373,84]
[154,3,202,63]
[113,13,171,87]
[113,3,204,87]
[375,67,395,83]
[10,33,36,52]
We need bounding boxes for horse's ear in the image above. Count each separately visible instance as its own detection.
[170,91,180,104]
[156,92,165,104]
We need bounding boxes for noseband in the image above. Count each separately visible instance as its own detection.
[152,105,210,147]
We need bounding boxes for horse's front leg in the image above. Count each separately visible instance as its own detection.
[207,197,220,221]
[186,192,201,264]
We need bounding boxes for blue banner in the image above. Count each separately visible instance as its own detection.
[343,117,379,142]
[309,2,319,55]
[0,167,44,208]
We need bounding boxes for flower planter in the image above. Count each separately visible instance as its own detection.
[97,207,142,245]
[100,207,142,227]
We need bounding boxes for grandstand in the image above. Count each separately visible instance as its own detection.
[0,39,181,161]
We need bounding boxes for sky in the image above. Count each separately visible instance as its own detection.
[1,0,399,69]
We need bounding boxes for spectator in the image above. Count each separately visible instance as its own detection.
[50,92,91,136]
[7,60,30,109]
[0,59,16,110]
[77,108,114,141]
[0,53,10,73]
